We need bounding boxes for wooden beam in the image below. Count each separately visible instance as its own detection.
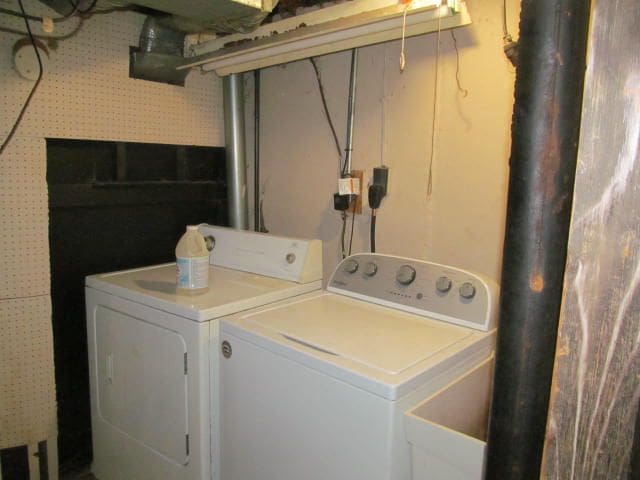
[542,0,640,477]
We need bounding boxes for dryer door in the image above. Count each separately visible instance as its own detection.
[95,305,189,464]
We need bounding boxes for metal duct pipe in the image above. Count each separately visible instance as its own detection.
[223,73,249,229]
[130,16,189,86]
[485,0,591,478]
[343,49,358,174]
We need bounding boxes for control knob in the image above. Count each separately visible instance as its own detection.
[396,265,416,285]
[436,276,452,293]
[459,282,476,299]
[344,259,359,274]
[364,262,378,277]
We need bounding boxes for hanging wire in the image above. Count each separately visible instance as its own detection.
[0,0,44,157]
[75,0,99,14]
[342,48,358,177]
[0,0,104,23]
[370,210,377,253]
[309,57,342,164]
[0,3,127,39]
[340,211,347,258]
[0,18,84,39]
[450,30,468,97]
[426,10,442,197]
[380,43,387,167]
[348,209,356,256]
[399,4,409,72]
[64,0,80,17]
[502,0,511,41]
[309,57,349,258]
[501,0,518,66]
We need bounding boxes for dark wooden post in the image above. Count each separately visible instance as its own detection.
[485,0,591,477]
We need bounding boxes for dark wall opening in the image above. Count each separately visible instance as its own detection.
[47,139,228,473]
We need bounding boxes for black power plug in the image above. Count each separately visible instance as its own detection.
[368,166,388,254]
[368,166,389,209]
[368,184,385,209]
[373,166,389,196]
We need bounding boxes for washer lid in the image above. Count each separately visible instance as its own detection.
[249,294,473,375]
[86,264,321,322]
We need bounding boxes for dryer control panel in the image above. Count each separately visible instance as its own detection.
[198,225,322,284]
[327,254,499,331]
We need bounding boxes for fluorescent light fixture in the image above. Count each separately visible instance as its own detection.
[411,0,440,7]
[181,0,471,76]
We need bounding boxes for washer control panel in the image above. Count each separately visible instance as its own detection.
[328,253,499,331]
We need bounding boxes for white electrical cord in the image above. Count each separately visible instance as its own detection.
[399,5,409,72]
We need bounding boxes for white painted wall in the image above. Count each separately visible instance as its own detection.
[249,0,518,283]
[0,1,222,466]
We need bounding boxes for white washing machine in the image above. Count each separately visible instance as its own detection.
[85,225,322,480]
[219,253,499,480]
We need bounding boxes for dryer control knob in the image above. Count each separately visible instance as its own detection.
[459,282,476,299]
[204,235,215,252]
[344,259,359,274]
[436,276,452,293]
[364,262,378,277]
[396,265,416,285]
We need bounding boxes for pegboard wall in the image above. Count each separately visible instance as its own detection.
[0,136,49,300]
[0,296,56,447]
[0,1,223,144]
[0,0,224,453]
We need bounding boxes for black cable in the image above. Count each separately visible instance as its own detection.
[254,69,261,233]
[370,211,377,253]
[0,7,40,21]
[67,0,101,16]
[0,3,125,40]
[340,211,347,259]
[65,0,79,16]
[341,48,357,177]
[309,57,342,162]
[311,57,352,258]
[450,30,468,97]
[0,3,75,21]
[0,1,118,24]
[347,210,356,256]
[77,0,98,15]
[0,0,43,158]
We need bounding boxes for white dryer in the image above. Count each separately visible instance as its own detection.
[219,253,499,480]
[85,225,322,480]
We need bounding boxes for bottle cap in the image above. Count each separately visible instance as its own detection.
[187,225,198,231]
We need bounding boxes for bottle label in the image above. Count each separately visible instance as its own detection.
[176,256,209,289]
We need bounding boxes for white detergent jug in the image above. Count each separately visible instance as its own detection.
[175,225,209,290]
